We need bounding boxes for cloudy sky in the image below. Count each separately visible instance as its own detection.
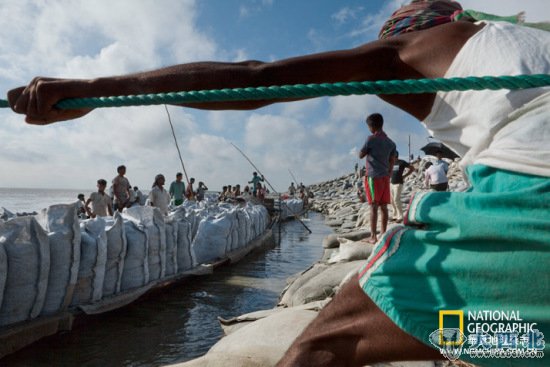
[0,0,546,191]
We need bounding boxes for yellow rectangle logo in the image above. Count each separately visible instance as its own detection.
[439,310,464,346]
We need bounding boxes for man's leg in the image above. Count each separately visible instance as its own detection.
[380,204,389,233]
[277,279,443,366]
[369,204,378,243]
[389,184,398,220]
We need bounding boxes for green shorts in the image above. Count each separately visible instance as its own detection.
[358,164,549,366]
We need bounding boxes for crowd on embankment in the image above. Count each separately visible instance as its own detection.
[173,156,474,367]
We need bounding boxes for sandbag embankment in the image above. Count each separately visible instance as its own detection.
[0,198,271,329]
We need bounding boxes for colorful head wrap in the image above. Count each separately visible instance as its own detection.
[378,0,547,40]
[378,0,463,39]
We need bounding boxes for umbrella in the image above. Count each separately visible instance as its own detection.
[420,142,460,160]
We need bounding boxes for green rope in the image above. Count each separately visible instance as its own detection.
[1,74,549,110]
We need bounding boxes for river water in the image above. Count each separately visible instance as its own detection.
[2,212,332,367]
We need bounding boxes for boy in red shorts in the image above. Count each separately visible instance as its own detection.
[359,113,396,243]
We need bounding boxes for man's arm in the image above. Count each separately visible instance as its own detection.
[7,22,482,125]
[107,197,113,216]
[85,198,93,218]
[359,139,369,159]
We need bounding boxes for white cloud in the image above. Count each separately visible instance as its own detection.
[332,6,363,25]
[0,0,220,190]
[460,1,548,22]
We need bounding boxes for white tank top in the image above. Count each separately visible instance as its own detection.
[423,21,550,178]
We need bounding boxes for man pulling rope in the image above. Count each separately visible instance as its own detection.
[6,1,550,365]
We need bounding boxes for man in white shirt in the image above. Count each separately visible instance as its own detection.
[86,179,113,218]
[149,174,171,215]
[424,161,448,191]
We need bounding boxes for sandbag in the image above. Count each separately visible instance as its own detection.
[176,218,194,272]
[327,238,374,264]
[229,211,240,251]
[123,206,166,282]
[168,206,194,273]
[36,204,80,315]
[164,220,178,277]
[0,217,50,326]
[322,228,371,249]
[278,263,329,307]
[191,215,232,266]
[284,260,364,307]
[71,218,107,305]
[236,209,251,246]
[103,213,127,296]
[280,199,303,220]
[121,220,149,291]
[219,299,331,336]
[178,308,317,367]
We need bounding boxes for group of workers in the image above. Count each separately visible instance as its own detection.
[77,166,209,218]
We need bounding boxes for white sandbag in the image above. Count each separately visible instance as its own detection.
[167,206,194,273]
[280,198,303,220]
[192,215,232,266]
[103,213,127,296]
[230,212,240,251]
[236,209,251,246]
[176,218,194,272]
[278,263,329,307]
[285,260,364,307]
[176,308,317,367]
[121,220,149,291]
[164,220,178,277]
[0,217,50,326]
[322,229,371,249]
[71,218,107,305]
[222,210,238,252]
[36,204,80,315]
[185,207,207,241]
[123,206,166,282]
[327,238,374,264]
[219,299,331,336]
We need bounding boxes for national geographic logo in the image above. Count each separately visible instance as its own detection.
[430,310,545,361]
